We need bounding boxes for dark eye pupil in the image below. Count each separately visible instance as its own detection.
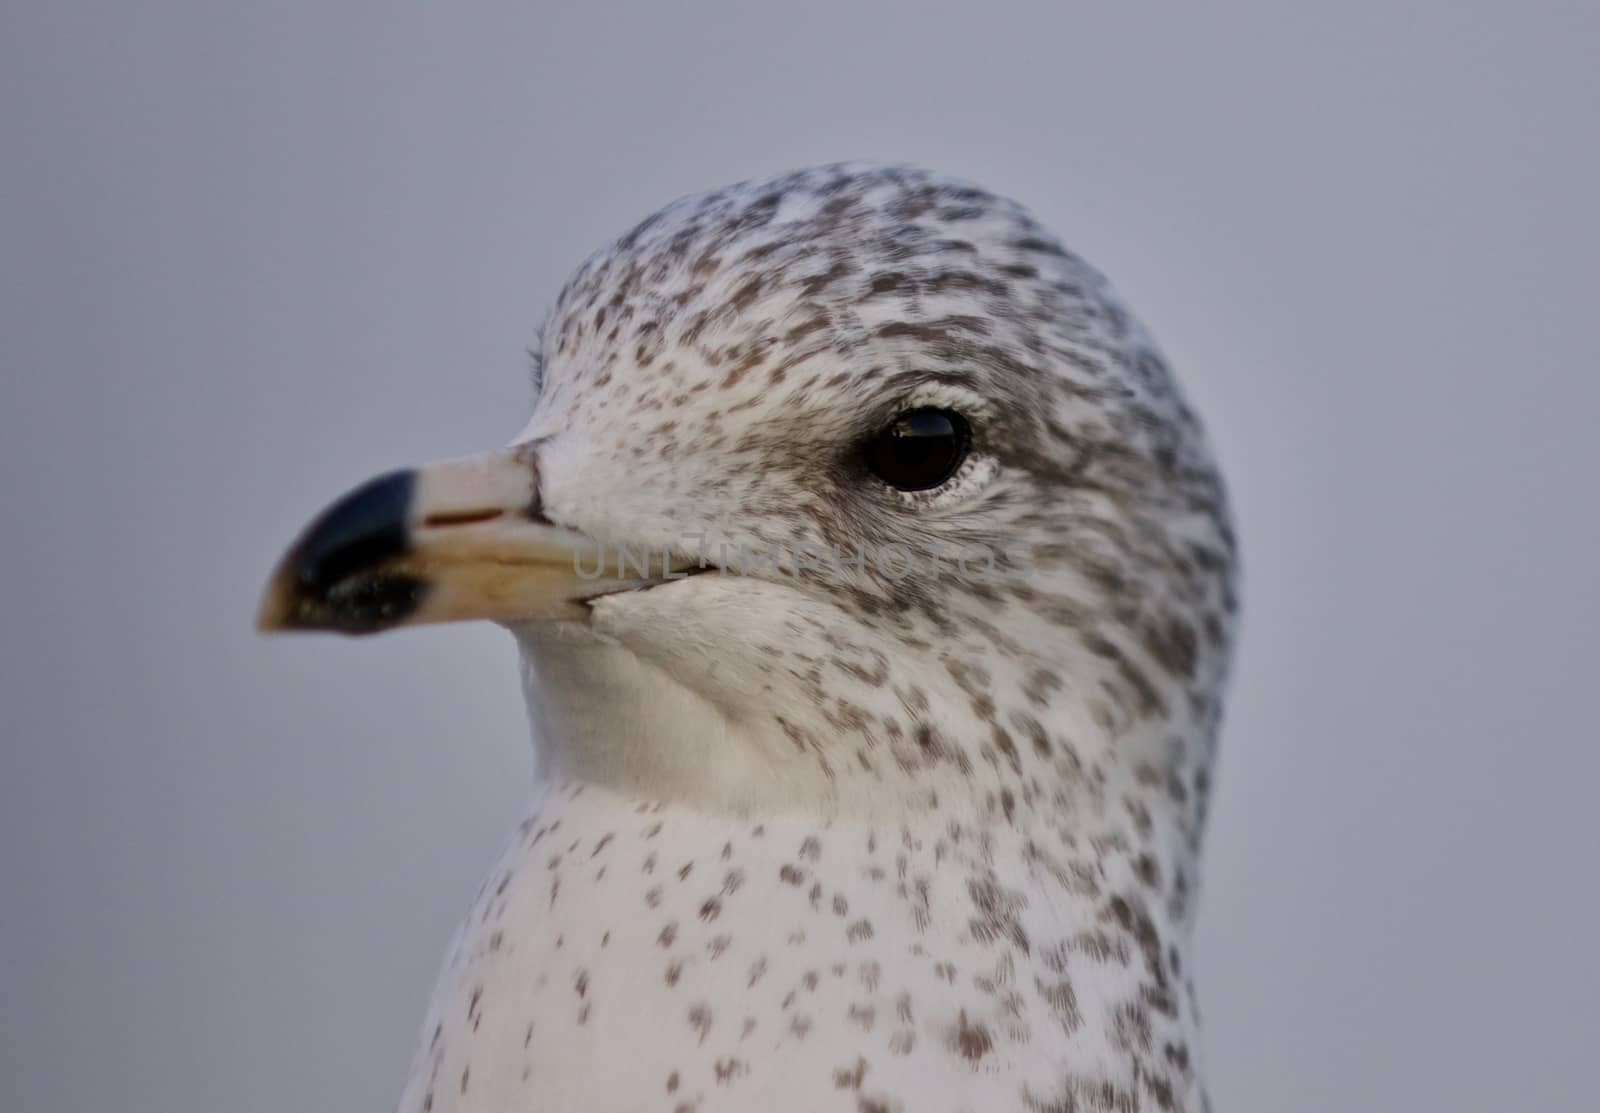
[863,408,971,491]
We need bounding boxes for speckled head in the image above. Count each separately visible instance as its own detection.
[260,164,1242,1113]
[258,162,1238,839]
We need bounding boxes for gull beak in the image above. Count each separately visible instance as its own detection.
[255,444,677,635]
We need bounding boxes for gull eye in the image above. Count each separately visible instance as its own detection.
[862,408,972,492]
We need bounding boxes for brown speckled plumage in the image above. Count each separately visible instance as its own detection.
[395,163,1239,1113]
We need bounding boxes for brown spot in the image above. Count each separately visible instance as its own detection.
[833,1056,868,1089]
[993,725,1021,774]
[688,1003,713,1044]
[1037,977,1083,1033]
[950,1010,993,1063]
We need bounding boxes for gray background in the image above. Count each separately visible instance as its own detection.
[3,2,1595,1111]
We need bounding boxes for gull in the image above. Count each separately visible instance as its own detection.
[257,163,1238,1113]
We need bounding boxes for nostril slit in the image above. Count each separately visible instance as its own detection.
[423,508,504,528]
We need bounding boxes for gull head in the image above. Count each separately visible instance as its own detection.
[258,163,1238,828]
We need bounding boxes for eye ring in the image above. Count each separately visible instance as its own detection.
[862,408,972,492]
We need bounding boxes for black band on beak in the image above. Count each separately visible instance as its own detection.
[279,469,429,633]
[292,470,415,589]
